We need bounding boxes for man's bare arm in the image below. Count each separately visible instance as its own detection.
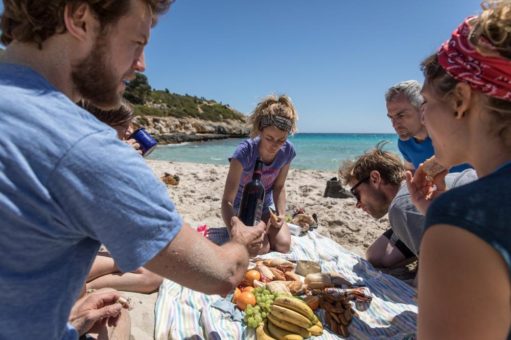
[145,220,265,296]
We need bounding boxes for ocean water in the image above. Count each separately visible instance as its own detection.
[148,133,399,171]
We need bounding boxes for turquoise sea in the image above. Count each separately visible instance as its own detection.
[148,133,399,172]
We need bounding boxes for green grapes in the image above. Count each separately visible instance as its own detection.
[243,287,278,329]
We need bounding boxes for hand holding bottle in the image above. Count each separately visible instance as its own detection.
[230,216,266,255]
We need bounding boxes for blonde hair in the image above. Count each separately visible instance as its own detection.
[249,95,298,138]
[421,0,511,147]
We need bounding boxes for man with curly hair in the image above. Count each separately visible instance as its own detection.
[340,144,476,277]
[0,1,266,339]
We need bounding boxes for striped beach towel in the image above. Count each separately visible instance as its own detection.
[155,231,417,339]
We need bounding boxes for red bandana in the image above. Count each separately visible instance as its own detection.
[437,17,511,101]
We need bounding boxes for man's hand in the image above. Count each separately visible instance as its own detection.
[69,290,125,336]
[230,216,266,255]
[405,163,447,214]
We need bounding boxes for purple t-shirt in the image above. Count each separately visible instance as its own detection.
[231,137,296,214]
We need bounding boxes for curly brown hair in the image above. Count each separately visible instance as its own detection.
[249,94,298,138]
[339,142,405,187]
[421,0,511,147]
[0,0,174,47]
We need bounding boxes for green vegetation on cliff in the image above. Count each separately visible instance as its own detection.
[124,74,245,122]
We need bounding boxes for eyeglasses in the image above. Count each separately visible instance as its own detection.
[350,176,370,202]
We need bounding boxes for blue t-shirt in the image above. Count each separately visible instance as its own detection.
[231,137,296,214]
[425,162,511,277]
[0,64,183,339]
[398,136,470,173]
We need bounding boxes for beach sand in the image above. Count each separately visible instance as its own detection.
[126,159,391,339]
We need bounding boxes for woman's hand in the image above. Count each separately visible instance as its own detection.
[269,211,286,230]
[405,163,448,214]
[125,138,143,155]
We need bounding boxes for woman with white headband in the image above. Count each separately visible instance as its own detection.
[222,95,298,255]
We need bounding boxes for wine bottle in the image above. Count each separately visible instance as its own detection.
[238,158,265,226]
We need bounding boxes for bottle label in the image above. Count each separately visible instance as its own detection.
[254,198,264,224]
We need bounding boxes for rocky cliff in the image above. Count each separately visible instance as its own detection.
[132,115,250,144]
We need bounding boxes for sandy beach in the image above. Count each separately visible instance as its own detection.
[124,159,391,339]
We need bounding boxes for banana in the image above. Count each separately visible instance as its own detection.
[306,324,323,336]
[267,320,303,340]
[267,314,311,338]
[315,320,323,329]
[270,305,312,328]
[256,322,276,340]
[273,296,316,322]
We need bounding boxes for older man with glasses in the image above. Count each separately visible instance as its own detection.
[340,143,477,283]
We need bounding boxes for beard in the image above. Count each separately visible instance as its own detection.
[71,36,123,110]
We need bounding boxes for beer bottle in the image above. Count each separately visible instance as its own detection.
[238,158,265,226]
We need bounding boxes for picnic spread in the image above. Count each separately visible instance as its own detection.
[155,230,417,339]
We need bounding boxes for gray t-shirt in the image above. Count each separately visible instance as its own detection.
[389,169,478,256]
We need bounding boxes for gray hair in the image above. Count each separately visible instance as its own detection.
[385,80,424,110]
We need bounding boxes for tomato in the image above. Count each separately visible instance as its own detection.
[236,291,256,310]
[244,270,261,285]
[232,287,241,303]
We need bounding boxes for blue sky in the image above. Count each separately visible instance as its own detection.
[1,1,482,133]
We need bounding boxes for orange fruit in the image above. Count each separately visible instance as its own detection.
[244,270,261,285]
[232,287,241,303]
[236,291,256,310]
[242,286,255,293]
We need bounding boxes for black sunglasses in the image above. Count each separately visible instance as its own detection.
[350,176,370,202]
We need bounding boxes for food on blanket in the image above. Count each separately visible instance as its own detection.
[421,156,447,180]
[266,281,291,295]
[323,287,373,304]
[303,295,320,311]
[253,279,265,288]
[256,322,276,340]
[320,289,361,337]
[268,267,287,281]
[283,271,301,282]
[307,320,324,336]
[245,270,262,285]
[270,305,313,328]
[283,281,306,295]
[256,262,275,281]
[304,272,333,289]
[236,291,256,310]
[262,258,295,269]
[267,314,311,338]
[232,287,242,303]
[266,319,304,340]
[245,287,278,328]
[242,286,255,293]
[273,296,318,324]
[295,261,321,276]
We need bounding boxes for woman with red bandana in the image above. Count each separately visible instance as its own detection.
[406,1,511,338]
[222,95,298,255]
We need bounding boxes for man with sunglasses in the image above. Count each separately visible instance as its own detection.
[340,144,477,278]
